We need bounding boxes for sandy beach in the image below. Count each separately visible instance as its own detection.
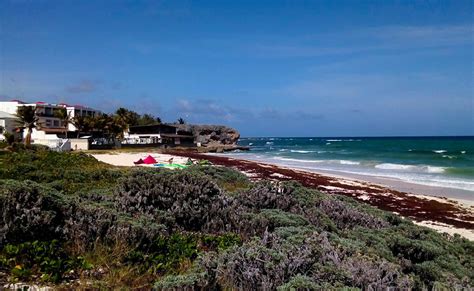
[92,152,189,167]
[91,151,474,240]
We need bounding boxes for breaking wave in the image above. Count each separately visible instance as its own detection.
[375,163,446,173]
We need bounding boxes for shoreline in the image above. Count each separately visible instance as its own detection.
[225,161,474,207]
[207,153,474,204]
[213,153,474,200]
[91,150,474,240]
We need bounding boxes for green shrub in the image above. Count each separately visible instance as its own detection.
[153,272,208,290]
[115,170,224,231]
[390,235,442,263]
[187,164,251,193]
[277,275,319,290]
[0,150,120,194]
[125,233,199,274]
[0,180,66,244]
[258,209,309,229]
[0,240,90,283]
[200,233,242,251]
[413,261,443,287]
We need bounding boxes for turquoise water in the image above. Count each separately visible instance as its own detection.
[227,137,474,192]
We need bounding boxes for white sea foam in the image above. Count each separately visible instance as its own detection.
[290,150,315,153]
[274,157,323,163]
[433,150,447,154]
[442,155,455,159]
[375,163,409,170]
[326,139,342,142]
[339,160,360,165]
[375,163,446,173]
[326,142,331,145]
[461,151,466,154]
[425,166,446,173]
[248,143,253,146]
[266,141,273,145]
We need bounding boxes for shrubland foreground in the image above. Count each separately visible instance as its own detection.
[0,148,473,290]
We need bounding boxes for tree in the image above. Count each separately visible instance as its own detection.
[87,114,109,133]
[110,114,128,140]
[15,106,38,146]
[177,117,186,124]
[115,108,140,127]
[86,113,125,140]
[138,113,161,126]
[54,108,72,138]
[71,115,89,138]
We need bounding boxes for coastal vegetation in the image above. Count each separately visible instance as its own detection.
[0,147,473,289]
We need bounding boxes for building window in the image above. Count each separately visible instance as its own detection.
[53,120,59,127]
[45,107,53,116]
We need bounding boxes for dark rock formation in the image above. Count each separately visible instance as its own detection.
[176,124,240,146]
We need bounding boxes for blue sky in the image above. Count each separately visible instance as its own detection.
[0,0,472,137]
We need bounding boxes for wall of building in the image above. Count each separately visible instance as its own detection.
[66,106,101,131]
[0,102,20,114]
[70,138,89,151]
[0,118,17,134]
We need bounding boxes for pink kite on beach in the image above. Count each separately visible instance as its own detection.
[142,155,157,164]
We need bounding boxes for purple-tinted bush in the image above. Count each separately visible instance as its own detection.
[0,180,65,245]
[217,230,316,290]
[115,170,224,231]
[318,198,389,230]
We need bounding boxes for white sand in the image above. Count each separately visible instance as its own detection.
[91,152,189,167]
[414,221,474,240]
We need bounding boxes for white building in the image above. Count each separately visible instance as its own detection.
[0,111,19,141]
[61,103,100,131]
[0,100,64,133]
[0,100,100,147]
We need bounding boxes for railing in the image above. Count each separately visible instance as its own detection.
[88,137,116,150]
[32,138,70,152]
[57,139,70,151]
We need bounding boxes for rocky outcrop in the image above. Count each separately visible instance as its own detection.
[176,124,240,146]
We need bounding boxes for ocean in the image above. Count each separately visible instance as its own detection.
[224,136,474,193]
